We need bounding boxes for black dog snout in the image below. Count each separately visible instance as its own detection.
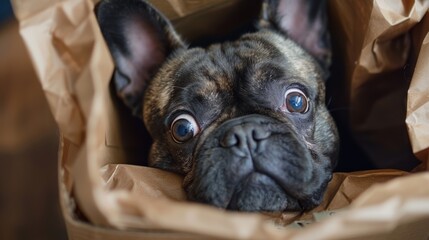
[220,122,270,157]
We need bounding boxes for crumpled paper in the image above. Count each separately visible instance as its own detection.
[406,4,429,171]
[329,0,429,171]
[11,0,429,239]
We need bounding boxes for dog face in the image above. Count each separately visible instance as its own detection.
[97,0,339,211]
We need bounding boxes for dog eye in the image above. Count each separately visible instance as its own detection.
[283,88,309,113]
[170,114,200,143]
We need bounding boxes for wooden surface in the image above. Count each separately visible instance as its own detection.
[0,20,67,240]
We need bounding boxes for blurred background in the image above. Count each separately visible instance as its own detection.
[0,0,67,239]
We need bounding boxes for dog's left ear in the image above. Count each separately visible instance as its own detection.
[96,0,186,116]
[261,0,331,71]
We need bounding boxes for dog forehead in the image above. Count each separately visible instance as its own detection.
[149,30,322,115]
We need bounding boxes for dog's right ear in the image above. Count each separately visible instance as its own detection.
[96,0,185,117]
[260,0,331,74]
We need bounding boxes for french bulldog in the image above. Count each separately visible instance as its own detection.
[96,0,339,212]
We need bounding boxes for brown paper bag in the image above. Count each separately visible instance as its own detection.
[11,0,429,239]
[406,6,429,171]
[329,0,429,171]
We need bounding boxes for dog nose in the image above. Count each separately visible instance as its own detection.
[221,123,270,156]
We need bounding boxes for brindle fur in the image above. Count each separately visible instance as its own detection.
[97,0,339,211]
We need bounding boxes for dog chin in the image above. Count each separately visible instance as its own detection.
[226,172,300,211]
[185,166,323,212]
